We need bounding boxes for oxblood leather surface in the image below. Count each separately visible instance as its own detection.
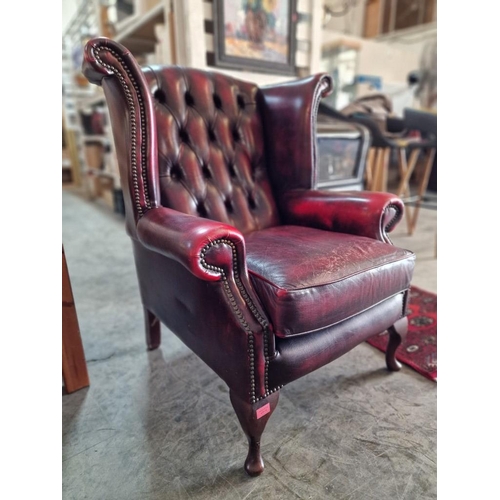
[245,226,414,337]
[141,66,280,234]
[259,74,333,197]
[82,37,415,405]
[280,189,404,243]
[132,241,271,401]
[83,38,161,224]
[268,292,405,388]
[136,206,246,281]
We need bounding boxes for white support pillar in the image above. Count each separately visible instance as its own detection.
[309,0,324,74]
[172,0,207,68]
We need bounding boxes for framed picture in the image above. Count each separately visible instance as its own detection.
[213,0,297,75]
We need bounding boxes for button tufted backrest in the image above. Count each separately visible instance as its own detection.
[141,66,281,234]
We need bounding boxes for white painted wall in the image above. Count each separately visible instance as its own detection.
[321,0,437,84]
[322,31,420,85]
[321,29,434,115]
[62,0,81,33]
[322,0,366,37]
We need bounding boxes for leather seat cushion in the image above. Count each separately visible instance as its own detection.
[245,225,415,337]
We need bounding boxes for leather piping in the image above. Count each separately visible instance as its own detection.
[384,203,402,242]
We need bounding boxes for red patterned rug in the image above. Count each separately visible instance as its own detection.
[367,286,437,381]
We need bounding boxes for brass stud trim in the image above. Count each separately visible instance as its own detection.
[94,46,151,216]
[385,203,402,233]
[200,238,280,402]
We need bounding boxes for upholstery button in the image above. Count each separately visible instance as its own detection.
[202,164,212,179]
[208,128,216,142]
[197,201,208,217]
[232,126,241,142]
[213,93,223,109]
[184,91,195,106]
[153,88,166,104]
[179,128,190,144]
[248,193,257,209]
[228,163,237,178]
[170,165,183,181]
[224,198,234,213]
[237,95,246,110]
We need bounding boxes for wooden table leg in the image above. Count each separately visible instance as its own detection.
[372,148,387,192]
[396,148,420,234]
[365,148,375,190]
[380,147,390,192]
[369,148,379,191]
[409,148,436,235]
[62,246,89,393]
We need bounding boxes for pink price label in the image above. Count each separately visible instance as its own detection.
[256,403,271,419]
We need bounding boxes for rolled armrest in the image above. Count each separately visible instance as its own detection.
[136,207,246,281]
[280,190,404,243]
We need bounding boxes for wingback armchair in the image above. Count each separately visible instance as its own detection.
[83,37,415,477]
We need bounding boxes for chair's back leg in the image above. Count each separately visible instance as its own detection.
[386,316,408,371]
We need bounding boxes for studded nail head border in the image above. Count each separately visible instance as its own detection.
[200,239,283,403]
[93,45,151,216]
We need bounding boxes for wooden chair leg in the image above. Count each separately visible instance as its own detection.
[230,389,280,477]
[386,317,408,371]
[396,148,416,197]
[380,147,390,192]
[365,148,375,190]
[371,148,384,191]
[397,148,420,234]
[369,148,378,191]
[144,307,161,350]
[409,148,436,235]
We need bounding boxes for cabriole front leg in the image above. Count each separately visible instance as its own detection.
[229,390,280,477]
[386,316,408,371]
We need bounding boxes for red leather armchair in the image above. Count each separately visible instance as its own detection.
[83,38,415,477]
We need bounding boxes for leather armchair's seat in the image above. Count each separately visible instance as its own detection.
[246,225,415,337]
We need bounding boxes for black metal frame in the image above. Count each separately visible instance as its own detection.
[315,103,371,191]
[315,129,369,190]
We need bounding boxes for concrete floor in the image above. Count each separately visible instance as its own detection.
[62,188,437,500]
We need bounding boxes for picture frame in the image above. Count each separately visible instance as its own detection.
[212,0,298,75]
